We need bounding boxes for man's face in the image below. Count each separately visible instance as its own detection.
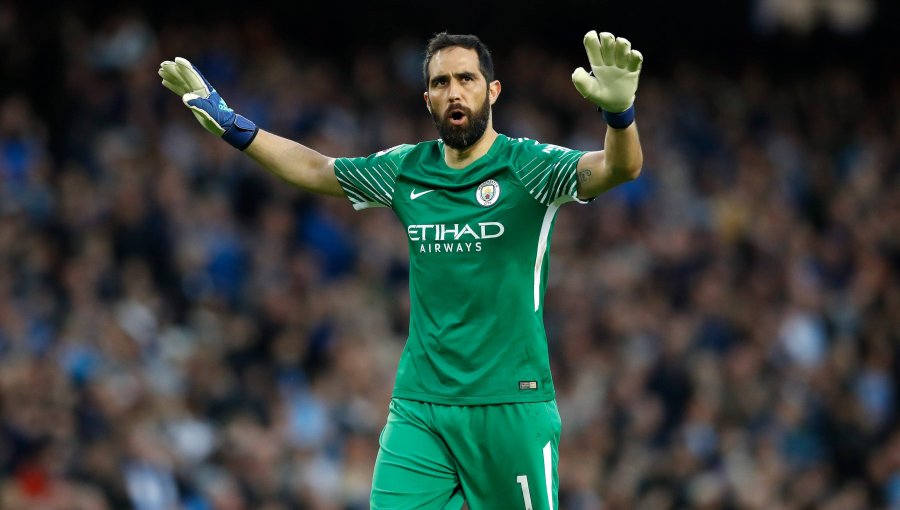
[425,47,496,150]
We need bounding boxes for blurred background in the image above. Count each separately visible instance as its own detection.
[1,0,898,508]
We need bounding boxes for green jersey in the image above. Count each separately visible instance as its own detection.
[334,134,587,405]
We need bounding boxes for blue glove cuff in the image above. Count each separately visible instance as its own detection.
[222,114,259,151]
[601,104,635,129]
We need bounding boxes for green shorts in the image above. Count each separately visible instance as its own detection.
[370,398,562,510]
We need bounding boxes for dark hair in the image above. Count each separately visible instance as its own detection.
[422,32,494,88]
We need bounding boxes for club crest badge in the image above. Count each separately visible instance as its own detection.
[476,179,500,207]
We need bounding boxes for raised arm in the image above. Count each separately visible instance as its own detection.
[243,130,343,196]
[158,58,344,196]
[570,31,644,199]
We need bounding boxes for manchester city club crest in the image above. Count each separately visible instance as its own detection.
[476,179,500,207]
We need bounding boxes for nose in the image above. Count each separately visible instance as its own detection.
[447,79,462,102]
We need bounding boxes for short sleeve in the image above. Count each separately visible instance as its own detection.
[334,144,412,210]
[509,138,588,206]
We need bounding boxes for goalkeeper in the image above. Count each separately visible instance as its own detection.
[160,30,643,510]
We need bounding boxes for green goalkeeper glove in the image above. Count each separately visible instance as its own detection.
[572,31,643,126]
[158,57,258,150]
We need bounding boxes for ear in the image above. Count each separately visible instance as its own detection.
[488,80,501,105]
[424,91,432,113]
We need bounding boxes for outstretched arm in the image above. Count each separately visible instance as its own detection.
[570,31,644,199]
[158,58,344,196]
[243,130,343,196]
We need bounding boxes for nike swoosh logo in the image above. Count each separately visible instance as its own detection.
[410,189,435,200]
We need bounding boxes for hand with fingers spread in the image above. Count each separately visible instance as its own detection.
[572,31,643,128]
[158,57,259,150]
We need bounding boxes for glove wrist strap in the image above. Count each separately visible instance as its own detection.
[601,103,635,129]
[223,115,259,151]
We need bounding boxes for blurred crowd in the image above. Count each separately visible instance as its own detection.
[1,5,899,510]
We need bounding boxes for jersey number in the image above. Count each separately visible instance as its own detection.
[517,441,555,510]
[516,475,534,510]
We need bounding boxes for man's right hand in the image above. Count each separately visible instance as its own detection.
[158,57,258,150]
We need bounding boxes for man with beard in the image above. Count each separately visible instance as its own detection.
[159,30,643,509]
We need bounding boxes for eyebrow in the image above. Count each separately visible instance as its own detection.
[430,71,479,87]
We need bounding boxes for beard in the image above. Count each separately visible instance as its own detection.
[431,95,491,150]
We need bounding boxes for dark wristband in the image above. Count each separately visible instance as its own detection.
[601,104,635,129]
[223,114,259,151]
